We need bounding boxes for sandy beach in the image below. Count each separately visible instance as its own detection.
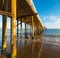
[0,35,60,58]
[41,43,60,58]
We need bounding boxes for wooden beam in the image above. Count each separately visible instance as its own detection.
[17,16,32,25]
[17,0,23,9]
[17,13,37,19]
[18,19,32,23]
[19,18,32,22]
[18,19,31,26]
[0,0,4,9]
[18,0,26,9]
[11,0,17,58]
[0,10,13,17]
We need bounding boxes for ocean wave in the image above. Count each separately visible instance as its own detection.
[43,34,60,37]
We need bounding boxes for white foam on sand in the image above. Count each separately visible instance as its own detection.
[43,36,60,46]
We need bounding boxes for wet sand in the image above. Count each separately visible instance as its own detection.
[18,40,42,58]
[0,35,60,58]
[0,38,42,58]
[41,36,60,58]
[41,43,60,58]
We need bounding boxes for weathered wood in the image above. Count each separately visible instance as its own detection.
[17,13,37,19]
[11,0,17,58]
[0,10,13,17]
[17,20,19,37]
[25,23,27,38]
[20,19,22,38]
[0,0,43,30]
[30,25,32,36]
[0,0,4,9]
[32,16,34,38]
[16,22,21,26]
[17,20,19,58]
[18,16,32,26]
[2,0,8,55]
[2,16,7,53]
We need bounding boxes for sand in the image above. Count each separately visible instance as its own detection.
[0,35,60,58]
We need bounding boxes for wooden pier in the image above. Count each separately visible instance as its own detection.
[0,0,43,58]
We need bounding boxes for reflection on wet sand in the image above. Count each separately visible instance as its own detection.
[1,33,60,58]
[41,43,60,58]
[18,38,42,58]
[1,34,43,58]
[41,35,60,58]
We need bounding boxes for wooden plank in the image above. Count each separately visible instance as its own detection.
[0,0,4,9]
[17,13,37,19]
[18,18,32,25]
[0,10,13,17]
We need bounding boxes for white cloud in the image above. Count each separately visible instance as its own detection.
[45,22,60,29]
[48,15,60,21]
[43,17,47,20]
[42,16,48,20]
[42,15,60,29]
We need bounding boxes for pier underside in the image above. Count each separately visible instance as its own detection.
[0,0,43,58]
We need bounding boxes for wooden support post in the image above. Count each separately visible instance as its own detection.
[30,25,32,36]
[27,24,28,34]
[20,19,22,38]
[2,16,7,53]
[11,0,17,58]
[32,16,34,39]
[17,20,19,58]
[2,0,8,54]
[29,25,31,36]
[17,20,19,37]
[27,24,29,38]
[25,23,27,38]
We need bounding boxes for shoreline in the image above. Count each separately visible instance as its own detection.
[0,34,60,58]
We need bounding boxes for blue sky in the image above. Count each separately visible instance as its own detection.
[33,0,60,29]
[0,0,60,29]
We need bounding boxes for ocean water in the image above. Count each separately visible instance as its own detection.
[0,29,60,53]
[43,29,60,36]
[43,29,60,45]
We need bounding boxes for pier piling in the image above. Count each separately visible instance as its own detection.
[11,0,17,58]
[20,19,22,39]
[2,0,8,54]
[0,0,43,58]
[32,16,34,39]
[17,20,19,37]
